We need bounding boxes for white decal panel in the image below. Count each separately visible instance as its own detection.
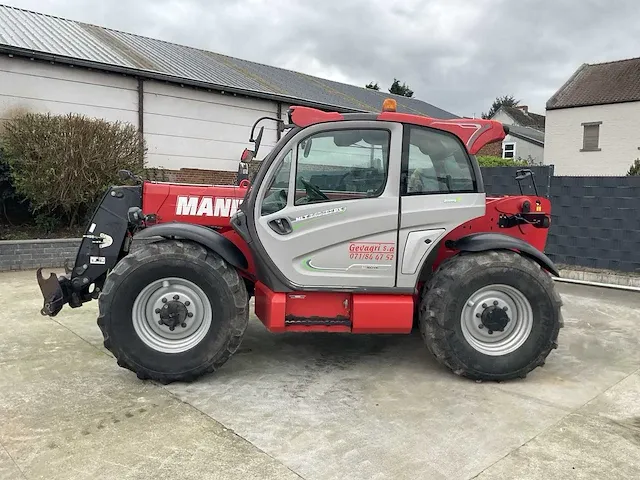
[90,256,106,265]
[175,196,243,217]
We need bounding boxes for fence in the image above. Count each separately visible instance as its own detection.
[480,166,640,274]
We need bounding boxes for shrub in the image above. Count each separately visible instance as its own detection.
[477,155,529,167]
[0,150,17,225]
[627,158,640,176]
[2,112,146,227]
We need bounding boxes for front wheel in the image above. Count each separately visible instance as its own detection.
[419,250,563,381]
[97,239,249,384]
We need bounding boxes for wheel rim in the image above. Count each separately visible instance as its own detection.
[132,277,212,354]
[460,284,533,356]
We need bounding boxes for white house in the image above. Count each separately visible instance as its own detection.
[490,106,545,164]
[0,5,456,185]
[545,57,640,176]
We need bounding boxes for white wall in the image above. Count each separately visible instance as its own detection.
[503,135,544,164]
[545,102,640,175]
[0,55,138,124]
[492,110,515,125]
[0,56,286,173]
[143,81,280,171]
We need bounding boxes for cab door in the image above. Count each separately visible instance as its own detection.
[243,121,404,291]
[395,124,487,288]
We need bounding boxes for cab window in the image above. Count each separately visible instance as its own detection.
[260,149,292,216]
[294,129,390,205]
[404,126,476,195]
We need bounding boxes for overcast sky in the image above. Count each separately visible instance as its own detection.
[7,0,640,117]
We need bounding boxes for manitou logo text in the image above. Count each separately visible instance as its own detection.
[175,196,243,217]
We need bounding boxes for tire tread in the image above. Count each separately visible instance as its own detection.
[97,240,248,384]
[419,250,563,381]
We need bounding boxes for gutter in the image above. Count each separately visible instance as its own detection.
[0,45,371,115]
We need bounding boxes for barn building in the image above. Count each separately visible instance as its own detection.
[0,4,457,184]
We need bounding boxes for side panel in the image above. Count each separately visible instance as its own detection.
[253,282,415,334]
[254,282,286,332]
[142,181,248,228]
[253,121,404,289]
[396,195,485,288]
[351,294,414,334]
[401,228,446,274]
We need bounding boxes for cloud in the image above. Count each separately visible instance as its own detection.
[7,0,640,117]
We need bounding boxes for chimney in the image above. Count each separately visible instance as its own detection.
[516,105,529,114]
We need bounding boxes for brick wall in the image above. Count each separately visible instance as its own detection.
[147,168,238,185]
[0,238,157,272]
[477,141,502,157]
[0,239,80,272]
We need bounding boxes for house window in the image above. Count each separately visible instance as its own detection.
[581,122,601,151]
[502,142,516,159]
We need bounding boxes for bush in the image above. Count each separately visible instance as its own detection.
[627,158,640,176]
[477,155,529,167]
[2,112,146,227]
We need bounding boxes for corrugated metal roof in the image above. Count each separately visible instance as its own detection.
[0,4,458,118]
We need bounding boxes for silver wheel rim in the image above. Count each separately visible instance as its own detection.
[132,277,212,354]
[460,284,533,356]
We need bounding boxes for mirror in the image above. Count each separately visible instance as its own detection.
[303,138,313,157]
[253,126,264,157]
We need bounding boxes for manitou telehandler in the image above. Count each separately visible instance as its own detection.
[37,98,563,384]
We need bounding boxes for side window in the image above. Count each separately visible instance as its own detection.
[405,126,476,195]
[260,149,292,216]
[294,129,390,205]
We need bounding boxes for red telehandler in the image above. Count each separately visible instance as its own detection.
[37,98,562,384]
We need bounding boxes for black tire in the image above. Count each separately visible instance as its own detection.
[419,250,563,381]
[97,239,249,384]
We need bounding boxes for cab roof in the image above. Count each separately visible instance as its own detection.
[288,103,508,155]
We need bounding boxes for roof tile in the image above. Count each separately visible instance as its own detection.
[547,57,640,109]
[0,4,458,118]
[501,106,545,131]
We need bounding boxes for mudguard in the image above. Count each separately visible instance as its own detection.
[450,232,560,277]
[134,222,248,270]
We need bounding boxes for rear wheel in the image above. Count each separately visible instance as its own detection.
[419,250,563,381]
[97,239,249,384]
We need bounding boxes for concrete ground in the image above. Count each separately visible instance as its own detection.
[1,270,639,480]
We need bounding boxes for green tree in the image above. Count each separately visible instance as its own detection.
[389,78,414,97]
[481,95,520,119]
[627,158,640,175]
[365,82,380,90]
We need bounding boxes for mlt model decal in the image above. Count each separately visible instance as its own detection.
[291,206,346,229]
[176,196,243,217]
